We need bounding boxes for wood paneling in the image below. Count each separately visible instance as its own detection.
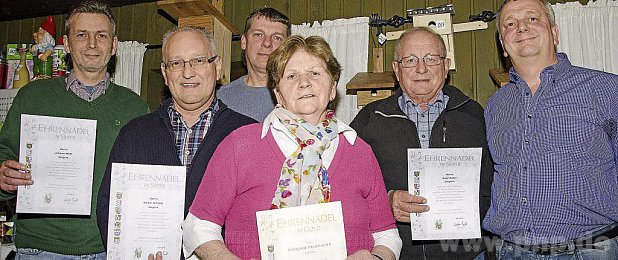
[0,0,158,22]
[0,2,175,111]
[239,0,582,107]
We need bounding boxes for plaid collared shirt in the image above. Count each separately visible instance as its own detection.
[167,99,219,167]
[65,70,110,102]
[398,91,449,148]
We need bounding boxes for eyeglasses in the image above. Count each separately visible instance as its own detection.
[396,54,445,68]
[163,55,218,71]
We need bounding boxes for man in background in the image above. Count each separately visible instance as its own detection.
[217,7,290,122]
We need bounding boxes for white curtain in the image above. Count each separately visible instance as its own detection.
[553,0,618,74]
[292,17,369,124]
[113,41,148,95]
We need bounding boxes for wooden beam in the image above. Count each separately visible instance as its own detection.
[0,0,157,22]
[157,0,239,35]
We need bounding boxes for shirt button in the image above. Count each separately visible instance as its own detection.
[525,140,530,144]
[421,114,425,118]
[525,92,530,96]
[421,135,426,138]
[527,114,532,118]
[185,151,190,155]
[188,129,193,134]
[523,166,527,171]
[521,197,528,203]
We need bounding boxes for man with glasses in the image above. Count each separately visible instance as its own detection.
[96,26,255,259]
[351,27,494,259]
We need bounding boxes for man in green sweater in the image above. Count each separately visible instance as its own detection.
[0,1,148,259]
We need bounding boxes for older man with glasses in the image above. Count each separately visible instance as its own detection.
[351,27,495,259]
[96,26,256,259]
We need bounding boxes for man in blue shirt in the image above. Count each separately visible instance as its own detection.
[484,0,618,258]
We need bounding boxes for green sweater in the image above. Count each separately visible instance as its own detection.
[0,77,149,255]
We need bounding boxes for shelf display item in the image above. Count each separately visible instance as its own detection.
[31,15,56,79]
[13,46,31,89]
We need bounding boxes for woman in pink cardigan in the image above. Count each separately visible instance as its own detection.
[183,35,401,260]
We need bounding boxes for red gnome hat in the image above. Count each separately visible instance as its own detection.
[40,16,56,39]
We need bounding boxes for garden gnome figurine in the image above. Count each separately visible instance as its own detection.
[31,15,56,79]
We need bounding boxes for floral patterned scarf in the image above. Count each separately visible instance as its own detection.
[270,107,339,209]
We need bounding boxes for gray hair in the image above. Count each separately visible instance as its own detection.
[496,0,556,32]
[161,26,217,61]
[393,27,447,60]
[65,1,116,35]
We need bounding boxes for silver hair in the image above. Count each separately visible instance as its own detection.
[393,27,447,60]
[161,26,218,61]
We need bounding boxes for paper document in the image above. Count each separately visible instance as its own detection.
[256,201,347,260]
[408,148,482,240]
[16,114,97,215]
[106,163,186,260]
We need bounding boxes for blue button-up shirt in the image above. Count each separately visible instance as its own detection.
[483,53,618,245]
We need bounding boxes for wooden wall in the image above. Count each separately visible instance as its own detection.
[222,0,588,107]
[226,0,503,103]
[0,0,586,109]
[0,2,175,111]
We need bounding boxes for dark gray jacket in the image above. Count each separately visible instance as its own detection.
[351,85,495,260]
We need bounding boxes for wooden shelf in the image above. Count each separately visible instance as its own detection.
[346,72,397,91]
[346,71,397,107]
[489,69,510,88]
[157,0,239,35]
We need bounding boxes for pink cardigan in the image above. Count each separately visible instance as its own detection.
[190,123,396,259]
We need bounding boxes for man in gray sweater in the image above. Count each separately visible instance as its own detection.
[217,7,290,122]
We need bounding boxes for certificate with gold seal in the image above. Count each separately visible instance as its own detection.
[106,163,186,260]
[16,114,97,215]
[408,148,482,240]
[256,201,347,260]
